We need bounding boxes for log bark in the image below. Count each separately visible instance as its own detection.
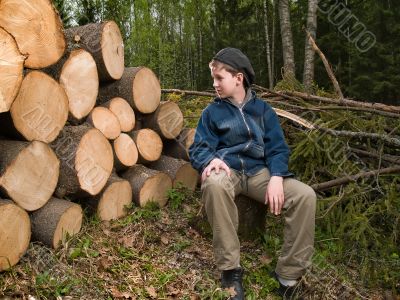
[99,67,161,114]
[64,21,124,82]
[128,129,163,164]
[86,107,121,140]
[99,97,135,132]
[0,27,25,113]
[235,195,267,240]
[163,128,196,161]
[121,165,172,208]
[0,199,31,271]
[42,49,99,123]
[0,71,69,143]
[113,133,138,171]
[0,140,59,211]
[84,174,132,221]
[0,0,66,69]
[148,155,199,190]
[141,101,184,139]
[30,198,83,249]
[50,124,113,198]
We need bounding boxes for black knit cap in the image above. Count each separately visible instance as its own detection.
[213,47,255,86]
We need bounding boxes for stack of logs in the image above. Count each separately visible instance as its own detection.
[0,0,198,271]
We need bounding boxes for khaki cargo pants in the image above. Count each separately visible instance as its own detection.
[201,167,316,280]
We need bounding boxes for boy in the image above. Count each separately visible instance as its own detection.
[189,48,316,299]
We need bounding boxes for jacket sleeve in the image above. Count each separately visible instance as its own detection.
[263,104,293,177]
[189,109,219,173]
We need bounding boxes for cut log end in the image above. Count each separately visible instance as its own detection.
[53,203,83,249]
[10,71,69,143]
[114,133,138,168]
[97,180,132,221]
[107,97,135,132]
[30,198,83,249]
[87,107,121,140]
[140,172,171,207]
[75,128,114,195]
[60,49,99,121]
[0,141,59,211]
[0,0,66,68]
[132,129,162,163]
[132,67,161,113]
[101,21,124,81]
[175,164,199,190]
[0,200,31,271]
[0,28,25,113]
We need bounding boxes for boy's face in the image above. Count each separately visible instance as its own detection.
[211,67,244,99]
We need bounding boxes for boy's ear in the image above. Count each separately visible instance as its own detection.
[236,73,244,85]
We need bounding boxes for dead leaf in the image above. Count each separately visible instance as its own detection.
[145,286,157,298]
[161,236,169,245]
[225,287,237,297]
[123,236,134,248]
[190,295,201,300]
[98,257,112,271]
[259,254,273,265]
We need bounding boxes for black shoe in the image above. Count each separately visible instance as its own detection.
[271,271,302,300]
[221,267,245,300]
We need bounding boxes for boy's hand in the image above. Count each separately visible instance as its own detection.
[265,176,284,215]
[201,158,231,182]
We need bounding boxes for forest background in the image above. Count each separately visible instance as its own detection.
[54,0,400,105]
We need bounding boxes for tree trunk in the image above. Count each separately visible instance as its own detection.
[0,140,59,211]
[263,0,274,88]
[128,129,163,164]
[148,155,199,191]
[64,21,124,82]
[84,174,132,221]
[99,97,135,132]
[42,49,99,123]
[50,124,113,198]
[0,28,25,113]
[163,128,196,161]
[1,71,69,143]
[303,0,319,91]
[86,107,121,140]
[141,101,184,139]
[30,198,83,249]
[0,0,66,69]
[278,0,296,76]
[98,67,161,114]
[121,165,172,208]
[0,199,31,271]
[113,133,138,171]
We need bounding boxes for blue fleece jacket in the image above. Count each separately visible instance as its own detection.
[189,91,293,177]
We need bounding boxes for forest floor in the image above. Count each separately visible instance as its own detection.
[0,187,387,300]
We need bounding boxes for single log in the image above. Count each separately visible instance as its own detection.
[30,198,83,249]
[141,101,184,139]
[84,174,132,221]
[128,129,162,164]
[64,21,124,82]
[0,0,66,69]
[148,155,198,190]
[192,195,267,241]
[98,67,161,114]
[0,140,59,211]
[113,133,138,171]
[0,27,25,113]
[99,97,135,132]
[121,165,172,208]
[3,71,69,143]
[50,124,113,198]
[0,199,31,271]
[86,107,121,140]
[163,128,196,161]
[42,49,99,123]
